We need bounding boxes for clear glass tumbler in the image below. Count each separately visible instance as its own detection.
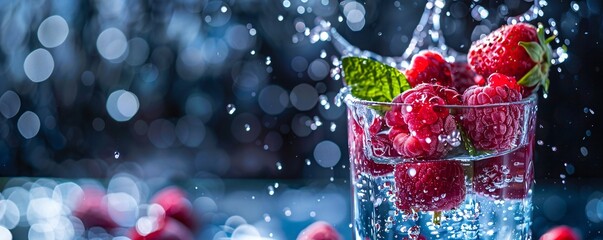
[343,87,537,240]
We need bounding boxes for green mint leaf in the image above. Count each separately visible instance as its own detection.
[342,57,411,102]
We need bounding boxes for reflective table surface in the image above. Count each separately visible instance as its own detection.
[1,177,602,239]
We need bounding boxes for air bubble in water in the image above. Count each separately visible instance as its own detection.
[330,123,336,132]
[268,186,275,195]
[560,174,566,179]
[407,225,420,239]
[114,151,120,159]
[305,159,311,166]
[537,140,544,145]
[320,50,327,58]
[244,124,251,131]
[265,56,272,65]
[227,104,236,114]
[277,15,284,21]
[551,146,557,152]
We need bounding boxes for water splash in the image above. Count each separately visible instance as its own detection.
[227,104,236,115]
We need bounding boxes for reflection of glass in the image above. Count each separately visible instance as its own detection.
[344,90,537,239]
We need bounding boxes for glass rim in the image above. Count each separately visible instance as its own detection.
[340,86,538,108]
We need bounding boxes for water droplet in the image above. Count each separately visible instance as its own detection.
[276,161,283,170]
[264,213,271,222]
[560,174,566,179]
[305,159,311,166]
[571,1,580,11]
[551,146,557,152]
[114,151,120,159]
[277,15,284,21]
[244,124,251,131]
[268,186,275,195]
[329,177,334,182]
[274,182,279,188]
[227,104,236,114]
[580,147,588,156]
[266,56,272,65]
[537,140,544,145]
[283,207,292,216]
[330,122,337,132]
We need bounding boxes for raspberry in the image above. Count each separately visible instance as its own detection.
[129,217,194,240]
[386,83,461,159]
[473,138,534,200]
[349,111,395,176]
[74,186,117,229]
[540,225,581,240]
[461,73,522,151]
[450,62,485,93]
[297,221,342,240]
[394,161,466,211]
[151,187,196,230]
[404,50,453,88]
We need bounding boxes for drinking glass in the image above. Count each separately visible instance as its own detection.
[343,87,537,239]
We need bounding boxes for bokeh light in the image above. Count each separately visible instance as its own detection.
[37,15,69,48]
[23,49,54,83]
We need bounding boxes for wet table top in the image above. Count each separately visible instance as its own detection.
[1,177,601,239]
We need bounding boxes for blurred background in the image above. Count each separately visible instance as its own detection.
[0,0,601,180]
[0,0,602,239]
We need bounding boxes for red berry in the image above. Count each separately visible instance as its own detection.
[386,83,461,159]
[394,161,466,211]
[129,217,194,240]
[404,50,452,88]
[151,187,196,230]
[73,186,117,229]
[468,23,552,96]
[540,225,581,240]
[349,111,395,176]
[297,221,342,240]
[473,139,534,200]
[461,73,522,151]
[450,62,485,93]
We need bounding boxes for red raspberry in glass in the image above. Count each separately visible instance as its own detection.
[386,83,461,160]
[394,160,466,211]
[404,50,453,88]
[349,112,395,176]
[461,73,522,151]
[450,62,485,93]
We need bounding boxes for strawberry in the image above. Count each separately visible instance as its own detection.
[468,23,554,96]
[386,83,461,160]
[461,73,522,151]
[297,221,342,240]
[540,225,581,240]
[404,50,453,88]
[394,160,466,211]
